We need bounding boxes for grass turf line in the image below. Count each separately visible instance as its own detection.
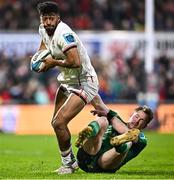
[0,132,174,179]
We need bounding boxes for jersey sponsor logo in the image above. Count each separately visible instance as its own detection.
[63,33,75,44]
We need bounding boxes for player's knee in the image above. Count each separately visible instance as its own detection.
[51,119,62,129]
[51,111,66,129]
[97,117,109,131]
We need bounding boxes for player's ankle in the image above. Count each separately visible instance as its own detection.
[61,152,76,166]
[60,145,72,157]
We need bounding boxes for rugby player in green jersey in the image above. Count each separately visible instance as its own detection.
[75,105,153,173]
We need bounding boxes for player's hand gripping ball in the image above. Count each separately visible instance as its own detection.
[30,49,51,72]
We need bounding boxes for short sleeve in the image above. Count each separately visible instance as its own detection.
[58,33,77,53]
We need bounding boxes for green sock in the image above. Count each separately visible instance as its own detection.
[88,121,100,137]
[115,143,129,154]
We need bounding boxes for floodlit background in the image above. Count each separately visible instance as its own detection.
[0,1,174,179]
[0,0,174,134]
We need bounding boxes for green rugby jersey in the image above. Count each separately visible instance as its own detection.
[99,113,147,170]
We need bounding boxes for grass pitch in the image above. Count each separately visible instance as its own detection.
[0,132,174,179]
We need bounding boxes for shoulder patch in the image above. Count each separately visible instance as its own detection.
[63,33,75,44]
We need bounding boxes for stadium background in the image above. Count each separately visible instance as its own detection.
[0,0,174,134]
[0,0,174,179]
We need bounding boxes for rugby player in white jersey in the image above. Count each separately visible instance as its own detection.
[35,1,108,174]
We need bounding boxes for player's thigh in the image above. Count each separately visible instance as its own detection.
[98,148,127,170]
[83,133,103,155]
[53,87,68,118]
[57,93,86,124]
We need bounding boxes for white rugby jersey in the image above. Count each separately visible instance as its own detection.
[39,21,98,84]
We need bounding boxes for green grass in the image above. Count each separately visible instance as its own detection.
[0,132,174,179]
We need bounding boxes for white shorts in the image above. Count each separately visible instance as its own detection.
[60,76,99,104]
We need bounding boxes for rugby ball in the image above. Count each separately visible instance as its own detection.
[30,49,51,72]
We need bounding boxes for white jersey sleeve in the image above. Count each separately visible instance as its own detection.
[39,22,98,85]
[58,32,77,53]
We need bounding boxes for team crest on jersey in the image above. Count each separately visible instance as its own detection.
[63,33,75,44]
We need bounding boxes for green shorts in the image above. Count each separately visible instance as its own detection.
[77,148,116,173]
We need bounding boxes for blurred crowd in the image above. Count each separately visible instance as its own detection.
[0,49,174,105]
[0,0,145,31]
[0,0,174,31]
[155,0,174,31]
[93,51,174,104]
[0,51,59,104]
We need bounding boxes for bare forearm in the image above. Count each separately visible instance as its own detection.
[107,110,129,133]
[111,118,129,134]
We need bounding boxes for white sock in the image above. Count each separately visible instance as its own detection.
[61,153,73,166]
[60,146,75,166]
[60,146,72,157]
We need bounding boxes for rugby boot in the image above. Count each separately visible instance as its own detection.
[53,151,79,174]
[110,128,140,146]
[54,160,78,174]
[75,126,93,148]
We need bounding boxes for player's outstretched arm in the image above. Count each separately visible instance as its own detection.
[90,109,108,117]
[91,108,130,134]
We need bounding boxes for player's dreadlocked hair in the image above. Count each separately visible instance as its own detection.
[37,1,59,15]
[135,105,153,124]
